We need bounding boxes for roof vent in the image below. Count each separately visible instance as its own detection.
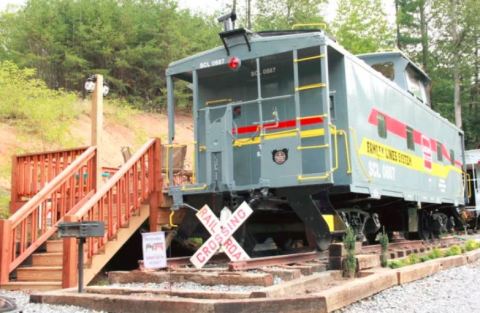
[217,11,237,32]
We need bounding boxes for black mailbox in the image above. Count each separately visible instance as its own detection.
[58,221,105,238]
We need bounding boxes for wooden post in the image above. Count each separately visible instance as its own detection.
[91,74,104,190]
[9,156,18,214]
[149,138,164,232]
[0,219,12,284]
[62,215,79,288]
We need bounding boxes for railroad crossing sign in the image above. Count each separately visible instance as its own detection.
[190,201,253,268]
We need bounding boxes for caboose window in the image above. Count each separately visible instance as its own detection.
[372,62,395,81]
[406,66,428,104]
[437,143,443,161]
[377,114,387,138]
[406,127,414,150]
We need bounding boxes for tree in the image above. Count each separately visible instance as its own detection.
[395,0,430,72]
[332,0,395,54]
[0,0,220,110]
[431,0,480,130]
[253,0,327,31]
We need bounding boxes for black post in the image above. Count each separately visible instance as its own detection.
[78,238,85,293]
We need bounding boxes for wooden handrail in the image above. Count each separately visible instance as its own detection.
[74,139,157,218]
[10,147,88,213]
[63,138,162,288]
[15,146,89,158]
[0,147,97,283]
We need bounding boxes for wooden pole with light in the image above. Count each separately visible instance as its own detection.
[89,74,104,190]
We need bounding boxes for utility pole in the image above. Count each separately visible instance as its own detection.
[91,75,104,189]
[246,0,252,29]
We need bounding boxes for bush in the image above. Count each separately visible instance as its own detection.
[407,253,420,265]
[0,61,79,145]
[428,247,443,259]
[420,255,431,262]
[444,245,462,257]
[379,229,389,267]
[464,240,480,252]
[343,227,357,278]
[388,259,404,269]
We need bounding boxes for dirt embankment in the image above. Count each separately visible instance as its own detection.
[0,111,193,193]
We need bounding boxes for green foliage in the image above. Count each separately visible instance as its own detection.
[419,255,430,262]
[407,253,420,265]
[342,227,357,278]
[0,61,78,145]
[253,0,327,31]
[0,0,220,111]
[379,229,389,267]
[388,259,406,269]
[464,240,480,252]
[444,245,462,257]
[427,247,443,259]
[0,189,9,219]
[332,0,395,54]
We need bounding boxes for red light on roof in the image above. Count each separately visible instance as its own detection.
[228,56,241,70]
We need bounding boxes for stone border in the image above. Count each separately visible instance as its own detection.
[30,249,480,313]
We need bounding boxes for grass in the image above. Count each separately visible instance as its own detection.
[0,189,10,219]
[388,241,480,269]
[103,98,149,146]
[0,61,80,146]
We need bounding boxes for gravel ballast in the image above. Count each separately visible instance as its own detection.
[339,261,480,313]
[0,289,104,313]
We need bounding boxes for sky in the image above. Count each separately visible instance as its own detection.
[0,0,396,24]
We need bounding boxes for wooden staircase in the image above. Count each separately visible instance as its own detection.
[0,138,164,291]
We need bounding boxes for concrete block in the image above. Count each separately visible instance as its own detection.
[396,261,440,285]
[356,254,381,271]
[329,242,363,257]
[328,257,343,270]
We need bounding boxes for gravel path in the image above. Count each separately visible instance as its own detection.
[0,289,104,313]
[109,281,263,292]
[338,260,480,313]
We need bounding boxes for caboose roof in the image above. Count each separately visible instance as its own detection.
[167,30,329,76]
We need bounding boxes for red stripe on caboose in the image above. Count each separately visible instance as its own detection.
[367,108,462,167]
[234,116,323,135]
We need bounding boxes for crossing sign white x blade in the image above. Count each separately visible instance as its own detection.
[190,201,253,268]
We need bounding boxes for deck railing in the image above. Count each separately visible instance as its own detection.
[0,147,97,284]
[10,147,88,212]
[62,138,162,287]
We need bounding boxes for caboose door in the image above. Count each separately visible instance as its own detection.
[204,106,234,191]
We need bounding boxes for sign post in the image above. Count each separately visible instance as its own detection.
[142,231,167,269]
[190,201,253,268]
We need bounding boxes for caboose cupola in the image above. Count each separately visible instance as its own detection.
[358,51,431,106]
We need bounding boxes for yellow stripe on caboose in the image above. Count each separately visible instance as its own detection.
[233,128,326,147]
[358,138,462,178]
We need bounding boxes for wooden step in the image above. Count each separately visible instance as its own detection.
[46,240,63,253]
[32,252,89,267]
[1,281,62,291]
[16,266,62,282]
[32,252,63,266]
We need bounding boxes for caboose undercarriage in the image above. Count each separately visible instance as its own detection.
[172,187,464,256]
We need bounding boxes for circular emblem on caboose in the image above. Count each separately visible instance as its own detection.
[272,149,288,165]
